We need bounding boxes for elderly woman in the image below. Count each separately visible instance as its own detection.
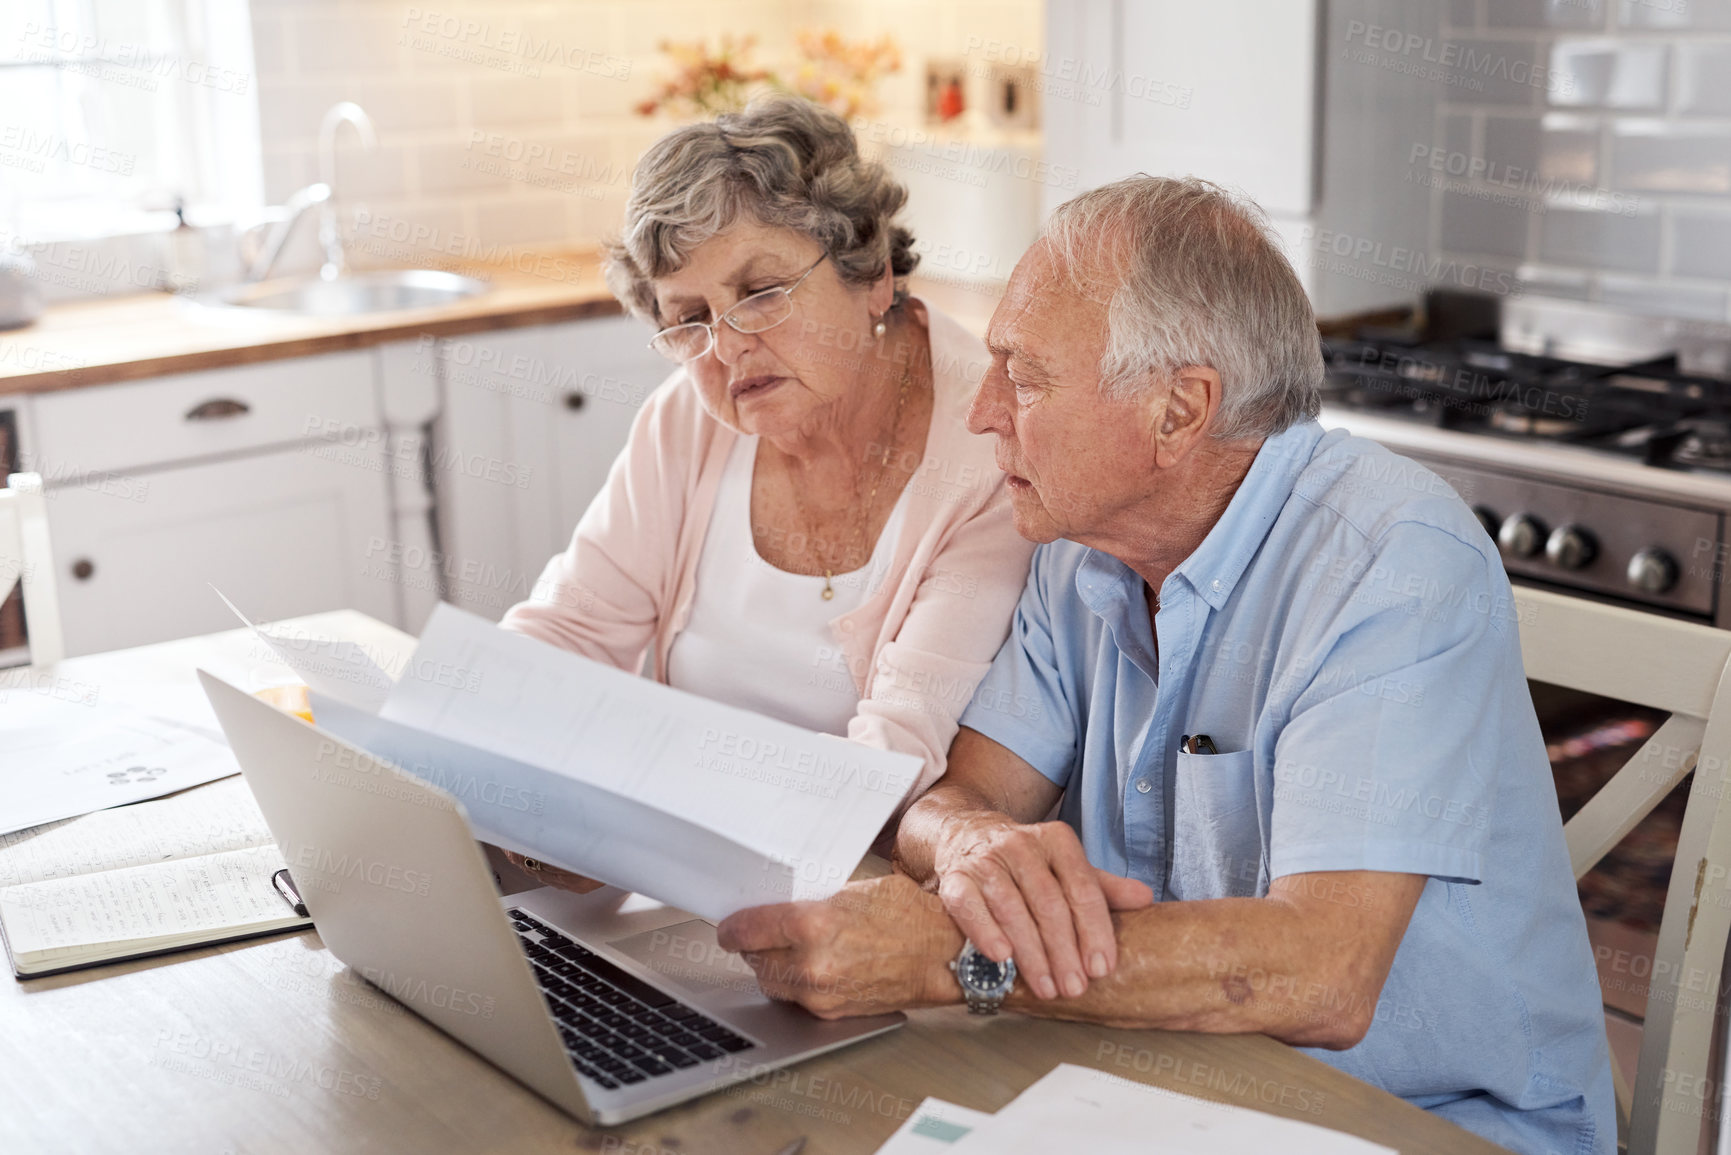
[498,97,1034,889]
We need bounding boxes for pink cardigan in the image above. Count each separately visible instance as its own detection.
[501,302,1035,799]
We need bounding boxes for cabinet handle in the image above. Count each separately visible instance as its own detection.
[563,392,586,411]
[71,558,95,581]
[185,398,251,421]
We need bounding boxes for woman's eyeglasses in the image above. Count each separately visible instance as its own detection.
[648,253,828,363]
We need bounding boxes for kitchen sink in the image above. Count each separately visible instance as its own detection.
[206,269,490,316]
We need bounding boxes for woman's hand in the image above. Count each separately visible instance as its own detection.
[717,873,964,1019]
[503,850,608,894]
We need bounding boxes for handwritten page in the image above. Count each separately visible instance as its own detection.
[375,604,920,905]
[0,698,240,836]
[949,1064,1396,1155]
[0,844,304,970]
[0,776,274,889]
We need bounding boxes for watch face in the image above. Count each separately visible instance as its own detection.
[960,950,1010,992]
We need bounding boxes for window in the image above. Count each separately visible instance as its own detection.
[0,0,261,244]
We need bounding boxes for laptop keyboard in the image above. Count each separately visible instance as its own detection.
[507,907,756,1090]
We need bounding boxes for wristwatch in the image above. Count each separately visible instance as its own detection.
[950,940,1017,1014]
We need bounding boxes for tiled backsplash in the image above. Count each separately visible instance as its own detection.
[1436,0,1731,321]
[251,0,1041,275]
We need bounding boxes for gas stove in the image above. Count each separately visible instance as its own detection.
[1319,296,1731,629]
[1322,336,1731,467]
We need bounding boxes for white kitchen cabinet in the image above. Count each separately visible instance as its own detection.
[28,351,380,478]
[427,316,666,621]
[1042,0,1320,219]
[11,313,657,657]
[47,442,396,656]
[24,350,398,657]
[539,317,667,549]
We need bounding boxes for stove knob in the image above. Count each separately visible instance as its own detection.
[1627,549,1679,595]
[1497,514,1546,559]
[1544,525,1598,571]
[1471,506,1499,539]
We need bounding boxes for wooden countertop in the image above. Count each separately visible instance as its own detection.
[0,250,623,397]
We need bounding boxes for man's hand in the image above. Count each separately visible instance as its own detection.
[503,850,606,894]
[716,874,965,1019]
[935,814,1153,1000]
[896,727,1154,1001]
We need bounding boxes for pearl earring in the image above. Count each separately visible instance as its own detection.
[874,316,887,339]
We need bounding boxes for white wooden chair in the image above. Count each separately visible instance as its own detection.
[0,473,64,667]
[1519,586,1731,1155]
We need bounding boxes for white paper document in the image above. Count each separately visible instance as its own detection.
[949,1064,1396,1155]
[873,1098,995,1153]
[212,585,394,712]
[313,603,920,919]
[0,697,240,837]
[310,692,808,921]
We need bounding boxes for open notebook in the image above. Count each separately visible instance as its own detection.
[0,775,310,978]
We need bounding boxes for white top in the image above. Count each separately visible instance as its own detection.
[666,434,908,736]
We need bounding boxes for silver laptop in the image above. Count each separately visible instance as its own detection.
[197,670,904,1126]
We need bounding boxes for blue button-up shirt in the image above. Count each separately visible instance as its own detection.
[960,419,1615,1154]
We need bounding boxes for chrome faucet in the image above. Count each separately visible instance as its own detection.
[316,101,377,281]
[242,182,330,282]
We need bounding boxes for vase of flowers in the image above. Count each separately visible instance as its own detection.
[787,30,901,119]
[636,30,901,121]
[634,36,773,119]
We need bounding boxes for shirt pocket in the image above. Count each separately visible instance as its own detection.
[1170,749,1264,901]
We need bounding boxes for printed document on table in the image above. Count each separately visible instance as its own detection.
[873,1098,996,1153]
[377,604,921,903]
[948,1064,1396,1155]
[0,694,239,836]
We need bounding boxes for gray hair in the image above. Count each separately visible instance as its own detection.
[604,97,919,324]
[1042,176,1322,441]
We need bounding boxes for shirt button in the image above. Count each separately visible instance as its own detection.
[1210,578,1223,592]
[1135,779,1152,794]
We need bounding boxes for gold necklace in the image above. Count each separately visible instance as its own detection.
[789,352,915,601]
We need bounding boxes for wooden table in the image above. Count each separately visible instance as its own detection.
[0,615,1508,1154]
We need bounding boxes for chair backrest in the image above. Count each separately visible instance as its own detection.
[1519,586,1731,1155]
[0,473,64,667]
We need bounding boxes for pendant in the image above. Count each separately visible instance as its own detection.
[822,573,835,601]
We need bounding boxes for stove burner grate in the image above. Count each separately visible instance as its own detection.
[1671,419,1731,471]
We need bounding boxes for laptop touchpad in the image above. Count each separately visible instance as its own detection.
[608,919,760,997]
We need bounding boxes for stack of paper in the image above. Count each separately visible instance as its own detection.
[874,1065,1396,1155]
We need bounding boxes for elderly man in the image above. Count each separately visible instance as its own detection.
[718,176,1615,1154]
